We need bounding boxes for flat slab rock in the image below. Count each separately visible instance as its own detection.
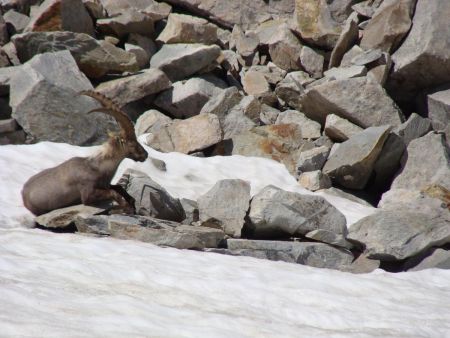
[35,205,105,229]
[75,214,225,249]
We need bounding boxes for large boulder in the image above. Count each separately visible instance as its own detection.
[247,185,347,239]
[12,31,139,78]
[10,51,116,145]
[198,179,251,238]
[157,13,217,44]
[299,77,403,127]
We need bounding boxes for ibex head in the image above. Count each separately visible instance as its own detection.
[80,90,148,162]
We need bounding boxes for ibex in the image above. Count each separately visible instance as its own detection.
[22,90,148,216]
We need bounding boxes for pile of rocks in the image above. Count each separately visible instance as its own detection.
[1,0,449,272]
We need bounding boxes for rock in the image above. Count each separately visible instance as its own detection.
[366,54,392,86]
[75,214,224,249]
[0,118,18,133]
[387,0,450,105]
[254,19,288,45]
[166,113,222,154]
[199,86,243,122]
[35,204,105,230]
[0,130,26,145]
[352,2,374,18]
[150,43,221,82]
[317,186,373,207]
[300,45,324,79]
[161,0,294,31]
[324,65,367,80]
[427,87,450,145]
[267,23,302,71]
[224,239,353,270]
[340,45,363,67]
[299,77,403,127]
[128,33,157,59]
[348,210,450,261]
[0,14,9,46]
[25,0,94,36]
[305,229,353,250]
[292,0,344,50]
[135,109,172,136]
[247,185,347,238]
[324,114,363,142]
[274,71,312,110]
[323,125,391,189]
[10,51,118,145]
[154,75,226,119]
[97,9,154,38]
[12,31,138,78]
[220,50,241,77]
[275,110,321,139]
[180,198,199,225]
[393,113,432,146]
[260,104,281,125]
[350,48,383,67]
[3,9,29,34]
[329,12,359,68]
[0,48,10,67]
[247,63,287,86]
[124,43,149,69]
[118,169,185,222]
[298,170,332,192]
[241,70,275,105]
[406,248,450,271]
[141,1,172,21]
[360,0,415,53]
[340,254,380,274]
[95,69,171,107]
[222,98,260,139]
[296,146,330,174]
[198,179,250,238]
[83,0,107,19]
[157,13,217,44]
[100,0,164,17]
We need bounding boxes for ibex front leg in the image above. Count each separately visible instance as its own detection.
[79,185,135,214]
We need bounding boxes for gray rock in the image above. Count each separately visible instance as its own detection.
[305,229,353,250]
[0,118,18,133]
[226,239,353,270]
[267,23,302,71]
[95,69,171,106]
[150,43,221,81]
[0,130,26,145]
[260,104,281,125]
[12,31,139,78]
[97,9,154,38]
[83,0,107,19]
[220,50,241,77]
[35,204,105,229]
[324,114,363,142]
[366,54,392,86]
[231,26,258,59]
[155,75,226,119]
[296,146,330,174]
[299,77,403,127]
[141,1,172,21]
[427,87,450,145]
[0,14,8,46]
[199,86,243,122]
[351,2,374,18]
[247,185,347,238]
[407,248,450,271]
[394,113,432,146]
[274,71,312,109]
[340,45,364,67]
[242,70,272,101]
[25,0,94,36]
[10,51,117,145]
[124,43,149,69]
[247,63,287,86]
[180,198,199,225]
[298,170,332,192]
[157,13,217,44]
[198,179,251,238]
[254,19,288,45]
[348,210,450,261]
[324,65,367,80]
[300,45,324,79]
[0,65,20,95]
[317,187,372,207]
[329,12,359,68]
[118,169,185,222]
[275,110,321,139]
[387,0,450,104]
[350,48,383,66]
[100,0,164,17]
[3,9,29,33]
[222,107,257,140]
[323,125,391,189]
[75,214,225,249]
[135,109,172,136]
[340,254,380,274]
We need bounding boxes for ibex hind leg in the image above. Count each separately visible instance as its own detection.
[80,186,135,214]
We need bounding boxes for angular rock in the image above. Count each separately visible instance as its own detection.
[299,77,403,127]
[97,9,154,38]
[222,100,259,139]
[154,75,226,119]
[198,179,250,238]
[267,23,302,71]
[135,109,171,136]
[360,0,415,53]
[225,239,353,270]
[275,110,321,139]
[118,169,185,222]
[75,214,224,249]
[3,9,29,34]
[180,198,199,225]
[366,55,392,86]
[247,185,347,238]
[241,70,275,105]
[348,210,450,261]
[274,71,312,110]
[350,48,383,66]
[296,146,330,174]
[150,43,221,81]
[300,45,324,79]
[247,63,287,86]
[199,86,243,122]
[393,113,432,146]
[157,13,217,44]
[125,43,149,69]
[329,12,359,68]
[340,254,380,274]
[324,113,363,142]
[340,45,364,67]
[0,118,18,134]
[10,51,117,145]
[35,204,105,230]
[100,0,163,17]
[141,1,172,21]
[0,14,8,46]
[407,248,450,271]
[427,87,450,145]
[298,170,332,192]
[95,69,171,106]
[260,104,281,125]
[12,31,139,78]
[25,0,94,36]
[387,0,450,104]
[324,65,367,80]
[305,229,353,250]
[254,19,288,45]
[83,0,107,19]
[323,125,391,189]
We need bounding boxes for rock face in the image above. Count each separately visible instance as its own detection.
[247,185,347,239]
[387,0,450,104]
[149,43,221,81]
[348,210,450,261]
[75,214,225,249]
[10,51,116,145]
[157,13,217,44]
[323,125,391,189]
[393,113,432,146]
[12,31,139,78]
[198,179,250,238]
[299,77,403,127]
[118,169,185,222]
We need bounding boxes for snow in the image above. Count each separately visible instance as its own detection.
[1,140,450,337]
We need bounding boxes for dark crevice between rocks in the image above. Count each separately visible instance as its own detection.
[35,222,78,234]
